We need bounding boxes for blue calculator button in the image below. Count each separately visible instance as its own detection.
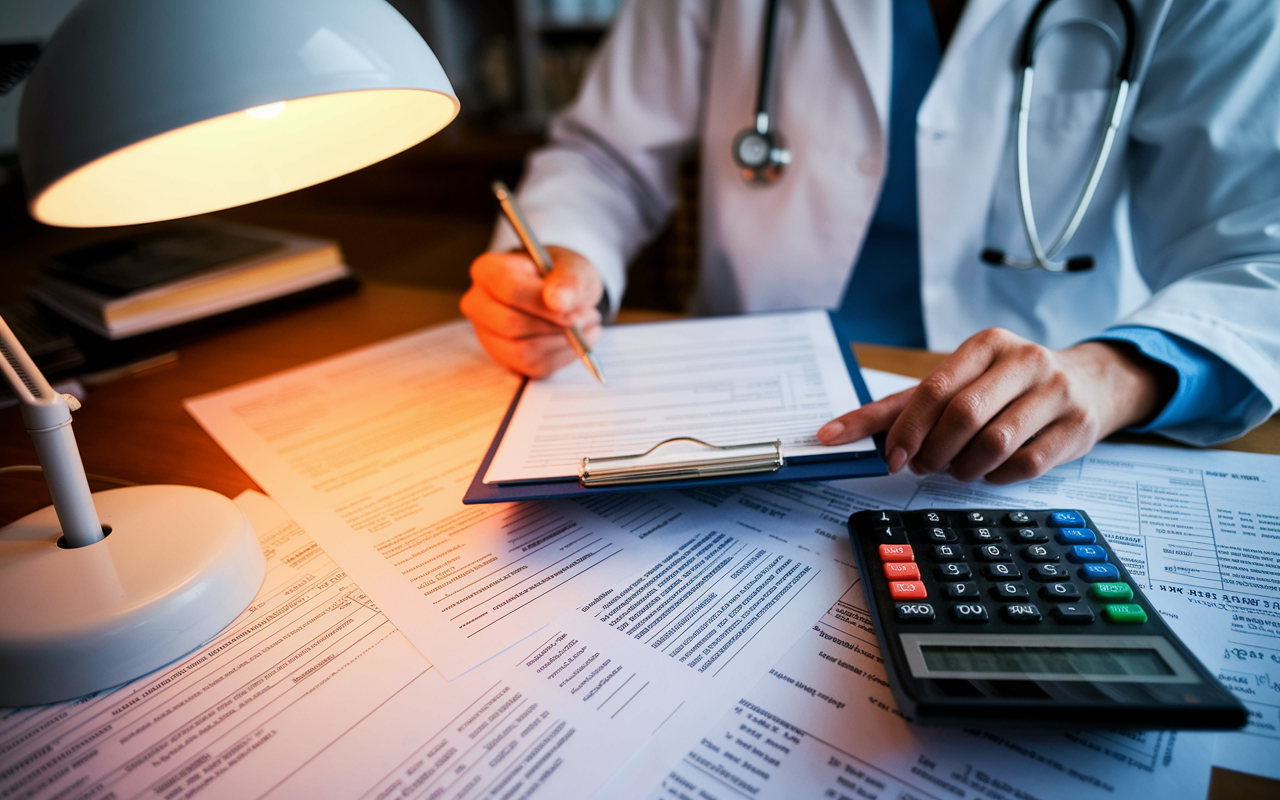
[1055,528,1096,545]
[1080,563,1121,582]
[1048,511,1085,527]
[1068,545,1108,563]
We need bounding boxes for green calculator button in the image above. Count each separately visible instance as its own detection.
[1103,604,1147,624]
[1088,582,1134,602]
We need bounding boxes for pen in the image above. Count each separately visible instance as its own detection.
[491,180,607,385]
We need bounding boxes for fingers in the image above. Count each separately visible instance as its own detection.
[462,246,605,378]
[468,251,600,329]
[881,328,1118,483]
[817,388,915,445]
[472,321,604,379]
[982,417,1095,485]
[543,247,605,316]
[908,341,1053,474]
[883,329,1015,472]
[946,378,1070,482]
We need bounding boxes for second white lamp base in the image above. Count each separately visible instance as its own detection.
[0,485,265,707]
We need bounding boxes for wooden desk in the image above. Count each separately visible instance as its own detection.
[1,282,1275,797]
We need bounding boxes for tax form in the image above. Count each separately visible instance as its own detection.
[642,581,1217,800]
[483,310,875,483]
[0,494,676,800]
[0,493,838,800]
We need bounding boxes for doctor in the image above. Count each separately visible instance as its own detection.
[461,0,1280,483]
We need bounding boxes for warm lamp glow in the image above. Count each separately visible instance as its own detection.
[245,101,286,119]
[31,88,458,227]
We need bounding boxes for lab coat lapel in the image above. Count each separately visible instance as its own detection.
[945,0,1018,57]
[916,0,1027,349]
[826,0,890,143]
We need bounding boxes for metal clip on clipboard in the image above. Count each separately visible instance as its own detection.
[579,437,784,488]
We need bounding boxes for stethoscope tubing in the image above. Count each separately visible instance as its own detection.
[733,0,1140,275]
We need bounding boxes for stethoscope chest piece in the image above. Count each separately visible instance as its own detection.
[733,0,791,185]
[733,123,791,185]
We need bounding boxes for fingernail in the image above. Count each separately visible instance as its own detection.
[887,447,908,474]
[817,421,843,443]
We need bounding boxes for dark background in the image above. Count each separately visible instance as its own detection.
[0,0,698,312]
[0,0,701,312]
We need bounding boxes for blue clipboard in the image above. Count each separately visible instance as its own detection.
[462,311,888,504]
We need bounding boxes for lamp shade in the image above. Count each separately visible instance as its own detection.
[18,0,459,227]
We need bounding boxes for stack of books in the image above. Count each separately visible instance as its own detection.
[30,218,354,340]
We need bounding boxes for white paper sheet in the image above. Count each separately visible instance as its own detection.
[185,322,856,681]
[641,579,1217,800]
[848,442,1280,781]
[485,310,874,483]
[0,493,838,800]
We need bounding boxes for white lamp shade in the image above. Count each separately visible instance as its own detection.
[18,0,459,227]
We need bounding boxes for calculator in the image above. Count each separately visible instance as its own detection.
[847,508,1247,729]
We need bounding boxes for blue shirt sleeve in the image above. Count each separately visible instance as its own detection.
[1091,327,1259,433]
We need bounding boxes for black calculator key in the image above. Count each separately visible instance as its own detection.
[951,603,989,622]
[1022,544,1059,562]
[1004,511,1036,526]
[1001,604,1042,623]
[991,582,1029,600]
[914,511,951,527]
[871,511,903,528]
[944,582,980,598]
[1040,582,1081,601]
[895,603,936,623]
[924,527,958,543]
[932,544,964,561]
[1052,603,1096,624]
[976,544,1012,561]
[1031,564,1070,581]
[960,511,991,526]
[935,563,973,581]
[1009,527,1048,543]
[874,527,908,544]
[967,527,1001,543]
[984,563,1022,580]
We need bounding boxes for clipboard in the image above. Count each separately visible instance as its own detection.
[462,311,888,504]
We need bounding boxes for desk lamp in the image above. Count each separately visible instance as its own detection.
[0,0,458,706]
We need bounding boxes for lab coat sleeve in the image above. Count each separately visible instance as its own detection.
[1116,0,1280,445]
[489,0,715,316]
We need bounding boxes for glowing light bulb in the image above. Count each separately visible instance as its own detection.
[245,101,286,119]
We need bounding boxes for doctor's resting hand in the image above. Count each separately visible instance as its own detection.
[817,329,1170,485]
[461,246,604,378]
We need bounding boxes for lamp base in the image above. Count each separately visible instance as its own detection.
[0,485,265,707]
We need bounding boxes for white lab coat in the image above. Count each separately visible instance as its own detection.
[495,0,1280,445]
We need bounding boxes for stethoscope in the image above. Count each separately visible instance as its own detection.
[731,0,1138,274]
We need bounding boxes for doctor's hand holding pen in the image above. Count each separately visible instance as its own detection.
[461,246,605,379]
[816,329,1172,485]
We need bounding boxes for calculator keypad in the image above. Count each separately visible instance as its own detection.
[859,509,1149,633]
[849,508,1246,730]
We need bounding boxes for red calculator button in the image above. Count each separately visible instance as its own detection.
[878,544,915,562]
[883,562,921,580]
[889,581,927,600]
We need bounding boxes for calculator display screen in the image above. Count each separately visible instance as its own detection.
[920,645,1174,677]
